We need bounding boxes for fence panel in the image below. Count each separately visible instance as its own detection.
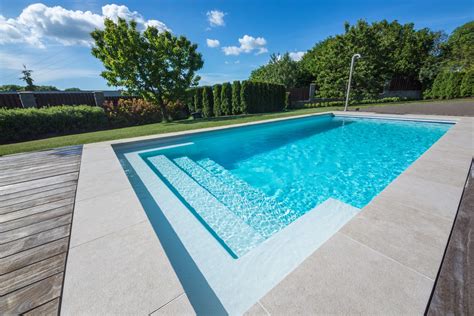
[0,93,22,109]
[288,87,310,102]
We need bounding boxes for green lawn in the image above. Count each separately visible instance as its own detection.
[0,106,346,156]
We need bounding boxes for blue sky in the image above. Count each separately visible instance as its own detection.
[0,0,472,90]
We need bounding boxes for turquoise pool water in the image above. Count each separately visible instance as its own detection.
[134,114,451,258]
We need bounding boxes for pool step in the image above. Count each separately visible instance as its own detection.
[174,157,287,238]
[197,158,299,226]
[147,155,265,257]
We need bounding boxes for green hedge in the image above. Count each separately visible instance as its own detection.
[232,81,241,114]
[193,87,203,112]
[0,106,107,143]
[428,70,473,99]
[187,80,286,117]
[213,84,222,116]
[460,70,474,97]
[221,82,232,115]
[240,81,286,113]
[202,86,213,117]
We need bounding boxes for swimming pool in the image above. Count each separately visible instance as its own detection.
[116,113,451,313]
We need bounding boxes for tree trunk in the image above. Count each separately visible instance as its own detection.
[158,98,169,122]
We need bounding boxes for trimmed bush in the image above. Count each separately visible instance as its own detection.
[460,70,474,97]
[240,81,249,114]
[445,72,464,99]
[202,86,214,117]
[221,82,232,115]
[429,70,467,99]
[0,105,107,143]
[213,84,222,116]
[239,81,286,113]
[184,89,195,113]
[193,87,203,112]
[166,100,189,121]
[231,81,241,114]
[102,98,162,127]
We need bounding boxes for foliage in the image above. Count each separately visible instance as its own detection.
[202,86,214,117]
[428,70,471,99]
[0,105,107,143]
[249,53,311,88]
[91,18,203,120]
[220,82,232,115]
[193,87,203,112]
[20,65,35,91]
[166,99,189,121]
[443,21,474,71]
[102,98,162,126]
[0,85,60,91]
[239,81,286,113]
[240,81,249,114]
[231,81,241,114]
[299,96,409,108]
[213,84,222,116]
[300,20,442,98]
[64,87,82,91]
[460,70,474,97]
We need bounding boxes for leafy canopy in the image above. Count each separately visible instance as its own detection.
[300,20,441,98]
[249,53,310,88]
[91,18,203,119]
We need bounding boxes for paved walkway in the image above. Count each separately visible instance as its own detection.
[0,146,82,314]
[355,98,474,116]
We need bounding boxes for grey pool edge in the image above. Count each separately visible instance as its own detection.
[60,111,473,315]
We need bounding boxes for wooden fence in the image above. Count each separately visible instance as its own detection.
[0,92,139,109]
[288,87,310,103]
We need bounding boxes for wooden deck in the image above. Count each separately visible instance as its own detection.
[0,146,82,315]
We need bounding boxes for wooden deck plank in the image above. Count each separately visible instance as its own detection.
[0,172,78,197]
[0,146,81,161]
[0,193,75,216]
[0,273,63,314]
[0,205,73,233]
[0,185,76,209]
[23,298,60,315]
[0,181,77,205]
[0,214,72,244]
[0,253,66,295]
[0,160,80,178]
[0,166,80,186]
[0,238,69,275]
[0,225,71,258]
[0,146,81,313]
[0,157,79,171]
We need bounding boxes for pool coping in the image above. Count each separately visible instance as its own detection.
[61,111,473,315]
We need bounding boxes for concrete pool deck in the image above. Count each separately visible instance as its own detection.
[60,111,473,315]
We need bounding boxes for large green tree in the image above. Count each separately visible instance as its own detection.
[249,53,310,88]
[91,18,203,120]
[300,20,441,98]
[443,21,474,71]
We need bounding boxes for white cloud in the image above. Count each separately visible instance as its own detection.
[0,3,169,48]
[206,38,220,48]
[289,51,305,61]
[206,10,225,27]
[222,35,268,56]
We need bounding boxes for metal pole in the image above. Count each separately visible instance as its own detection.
[344,53,361,111]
